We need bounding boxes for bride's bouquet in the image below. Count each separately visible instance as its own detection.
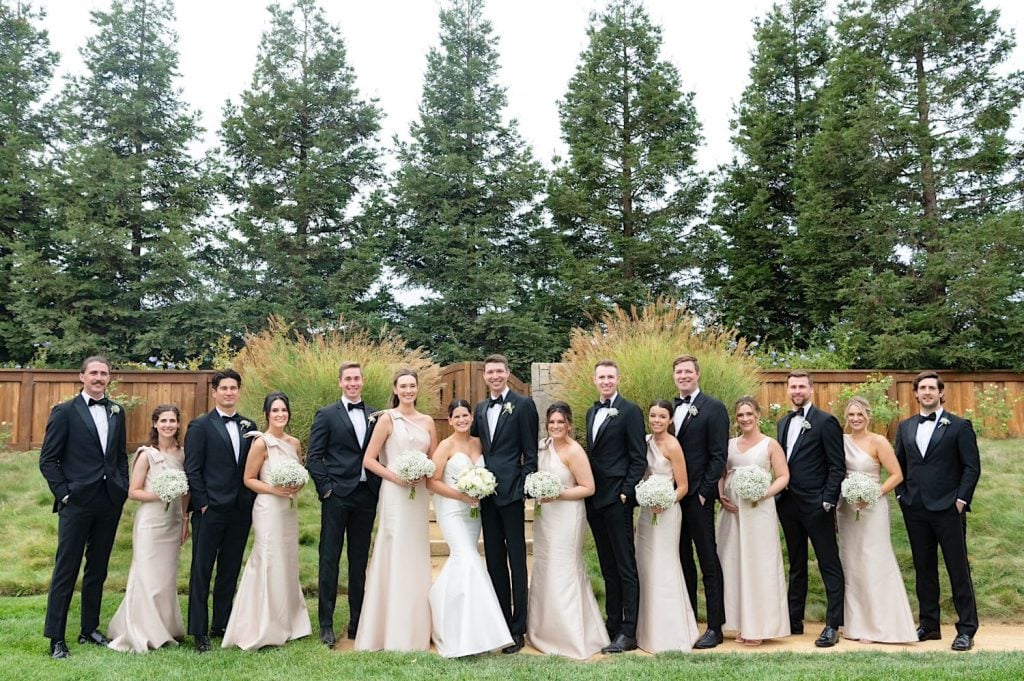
[524,470,563,516]
[731,465,772,507]
[635,474,675,525]
[395,451,436,499]
[455,465,498,518]
[150,469,188,512]
[841,472,881,521]
[269,459,309,508]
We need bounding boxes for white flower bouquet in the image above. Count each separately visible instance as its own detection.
[731,465,772,507]
[635,474,675,525]
[455,465,498,518]
[269,459,309,507]
[524,470,563,516]
[150,469,188,511]
[841,472,881,521]
[394,451,436,499]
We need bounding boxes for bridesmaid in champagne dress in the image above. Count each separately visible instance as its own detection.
[108,405,188,653]
[838,397,917,643]
[527,402,609,659]
[635,400,699,653]
[222,392,311,650]
[427,399,513,657]
[356,368,437,652]
[717,396,791,645]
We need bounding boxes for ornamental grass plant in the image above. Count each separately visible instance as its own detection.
[233,316,440,445]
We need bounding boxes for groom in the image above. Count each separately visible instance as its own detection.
[39,355,129,659]
[895,371,980,651]
[185,368,255,653]
[306,361,380,646]
[471,354,538,654]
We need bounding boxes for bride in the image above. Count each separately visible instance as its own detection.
[426,399,513,657]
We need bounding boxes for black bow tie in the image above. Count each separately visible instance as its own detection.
[87,397,109,407]
[918,412,937,424]
[347,401,365,411]
[674,395,692,408]
[595,399,612,409]
[488,396,504,408]
[792,407,805,418]
[221,413,240,423]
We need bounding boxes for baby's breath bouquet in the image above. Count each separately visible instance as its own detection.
[841,472,881,521]
[395,451,436,500]
[269,459,308,507]
[524,470,563,516]
[150,470,188,512]
[731,465,772,507]
[635,474,675,525]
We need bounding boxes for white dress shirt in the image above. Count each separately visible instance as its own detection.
[591,392,618,442]
[216,408,241,461]
[486,388,510,442]
[785,404,811,461]
[343,396,368,482]
[915,408,943,458]
[82,392,108,454]
[673,388,701,433]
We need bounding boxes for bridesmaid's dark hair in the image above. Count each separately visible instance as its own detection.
[649,399,676,436]
[390,368,418,408]
[146,404,181,447]
[546,401,573,425]
[263,391,291,427]
[448,398,472,417]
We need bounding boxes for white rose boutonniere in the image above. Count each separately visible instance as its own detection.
[939,417,951,427]
[367,411,379,424]
[239,419,253,430]
[801,420,812,432]
[503,402,515,416]
[688,405,699,418]
[607,408,619,418]
[109,404,121,416]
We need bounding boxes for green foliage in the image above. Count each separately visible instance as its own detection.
[965,386,1023,440]
[555,299,759,441]
[755,341,853,370]
[831,373,901,433]
[232,316,441,446]
[0,420,11,452]
[759,401,786,437]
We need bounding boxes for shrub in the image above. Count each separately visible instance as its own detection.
[233,316,441,445]
[831,373,901,434]
[965,385,1022,440]
[555,299,760,441]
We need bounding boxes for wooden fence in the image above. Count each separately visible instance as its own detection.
[2,367,1022,451]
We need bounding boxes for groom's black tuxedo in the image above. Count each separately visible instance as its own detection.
[674,391,728,629]
[471,388,538,638]
[776,404,846,630]
[306,398,379,636]
[585,393,646,639]
[185,409,255,637]
[895,410,980,636]
[39,393,128,641]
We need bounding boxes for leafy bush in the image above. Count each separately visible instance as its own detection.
[233,317,441,445]
[755,343,852,370]
[831,373,901,434]
[965,385,1022,440]
[555,299,760,440]
[759,401,786,437]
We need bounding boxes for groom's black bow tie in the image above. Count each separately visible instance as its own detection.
[595,399,612,409]
[347,401,365,411]
[221,413,240,423]
[674,395,692,408]
[917,412,937,424]
[792,407,805,418]
[87,397,109,407]
[488,395,504,408]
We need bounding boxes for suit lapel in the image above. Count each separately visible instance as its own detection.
[593,395,617,444]
[678,393,703,437]
[104,406,119,456]
[586,407,596,450]
[210,411,236,463]
[72,398,103,452]
[335,402,359,443]
[924,414,949,457]
[492,393,514,443]
[788,406,811,461]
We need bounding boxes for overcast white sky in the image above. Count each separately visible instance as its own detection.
[35,0,1024,172]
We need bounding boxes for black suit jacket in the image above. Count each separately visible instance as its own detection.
[675,392,730,500]
[306,400,380,500]
[585,394,647,509]
[777,404,845,513]
[471,390,539,506]
[895,411,981,512]
[184,410,256,511]
[39,394,129,512]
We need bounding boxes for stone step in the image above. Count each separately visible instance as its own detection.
[427,497,538,557]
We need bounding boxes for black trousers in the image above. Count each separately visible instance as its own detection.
[776,494,845,628]
[43,495,123,640]
[317,482,376,634]
[901,504,978,636]
[678,494,725,628]
[480,497,528,637]
[586,499,640,638]
[187,505,252,636]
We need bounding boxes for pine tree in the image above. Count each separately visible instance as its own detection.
[218,0,385,333]
[547,0,706,327]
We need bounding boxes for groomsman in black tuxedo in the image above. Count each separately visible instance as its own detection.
[671,355,728,648]
[895,371,980,651]
[470,354,538,654]
[776,370,846,647]
[306,361,380,647]
[39,356,129,659]
[185,369,255,653]
[585,360,647,653]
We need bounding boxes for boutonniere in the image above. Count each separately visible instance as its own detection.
[503,402,515,415]
[109,404,120,416]
[688,405,698,418]
[367,412,379,424]
[239,419,253,430]
[939,417,950,427]
[607,408,619,418]
[801,420,812,432]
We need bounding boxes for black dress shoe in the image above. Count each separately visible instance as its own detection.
[78,630,110,646]
[814,625,839,648]
[50,639,70,659]
[917,627,942,642]
[194,635,211,653]
[502,634,525,654]
[209,628,226,638]
[601,633,638,653]
[319,626,336,647]
[790,622,804,635]
[951,633,974,651]
[694,628,723,649]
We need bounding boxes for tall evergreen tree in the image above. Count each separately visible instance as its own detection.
[0,1,58,363]
[701,0,830,346]
[547,0,706,327]
[10,0,214,365]
[386,0,552,374]
[218,0,386,333]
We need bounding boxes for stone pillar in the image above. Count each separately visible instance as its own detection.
[530,362,567,437]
